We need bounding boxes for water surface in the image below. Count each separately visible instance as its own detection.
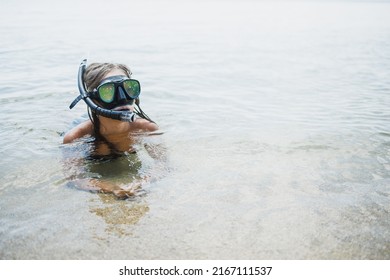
[0,0,390,259]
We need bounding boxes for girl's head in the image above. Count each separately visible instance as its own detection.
[84,62,132,91]
[74,60,154,131]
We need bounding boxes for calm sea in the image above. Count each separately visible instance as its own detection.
[0,0,389,259]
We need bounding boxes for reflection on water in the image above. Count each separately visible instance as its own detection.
[90,195,149,236]
[0,0,390,259]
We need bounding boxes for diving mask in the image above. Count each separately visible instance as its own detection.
[92,75,141,109]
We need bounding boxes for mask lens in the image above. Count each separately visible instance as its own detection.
[123,80,140,99]
[98,83,115,103]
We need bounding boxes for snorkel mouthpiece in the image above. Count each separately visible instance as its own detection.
[70,59,136,122]
[120,111,137,122]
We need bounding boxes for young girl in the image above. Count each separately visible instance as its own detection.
[63,59,162,198]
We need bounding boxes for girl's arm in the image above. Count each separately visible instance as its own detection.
[63,121,94,144]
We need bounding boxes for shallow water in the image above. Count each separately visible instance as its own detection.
[0,0,390,259]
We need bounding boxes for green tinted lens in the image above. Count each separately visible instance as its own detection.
[123,80,140,98]
[98,83,115,103]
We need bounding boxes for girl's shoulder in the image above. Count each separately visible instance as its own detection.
[132,118,159,132]
[63,120,94,144]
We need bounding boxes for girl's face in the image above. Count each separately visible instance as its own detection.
[97,68,135,116]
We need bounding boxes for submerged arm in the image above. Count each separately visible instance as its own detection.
[61,140,143,199]
[69,178,143,199]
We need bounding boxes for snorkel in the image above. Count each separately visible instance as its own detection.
[69,59,136,122]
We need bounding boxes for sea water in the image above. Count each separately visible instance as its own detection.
[0,0,389,259]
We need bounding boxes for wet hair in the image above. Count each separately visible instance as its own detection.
[84,62,132,91]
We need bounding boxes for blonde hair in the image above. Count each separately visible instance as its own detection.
[83,62,133,91]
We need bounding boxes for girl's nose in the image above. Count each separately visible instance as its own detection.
[117,87,127,103]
